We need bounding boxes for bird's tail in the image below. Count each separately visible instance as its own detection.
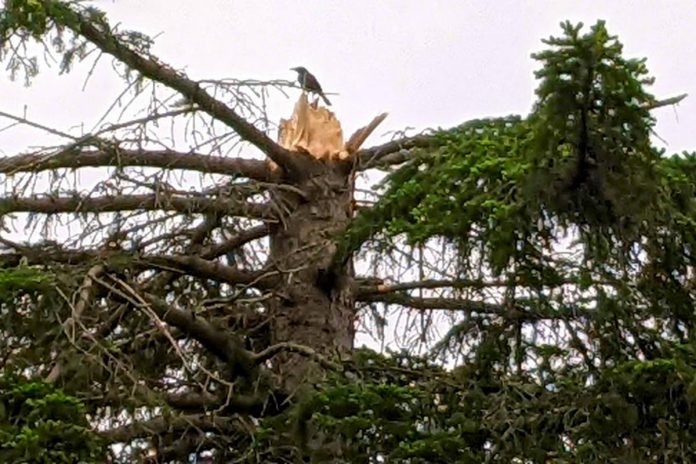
[320,93,332,106]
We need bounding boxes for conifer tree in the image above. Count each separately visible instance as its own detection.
[0,3,694,462]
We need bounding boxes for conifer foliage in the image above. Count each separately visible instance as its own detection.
[0,3,695,462]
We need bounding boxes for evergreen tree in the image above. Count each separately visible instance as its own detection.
[0,2,694,462]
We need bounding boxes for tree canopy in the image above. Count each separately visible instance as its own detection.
[0,2,694,463]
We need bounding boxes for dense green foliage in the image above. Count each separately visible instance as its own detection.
[326,20,696,462]
[350,21,689,272]
[0,372,104,463]
[0,267,102,462]
[252,347,696,463]
[0,262,101,463]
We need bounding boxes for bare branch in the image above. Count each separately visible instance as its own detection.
[53,2,306,177]
[359,292,509,315]
[99,385,265,415]
[643,93,688,110]
[0,242,276,289]
[161,390,263,414]
[357,278,511,295]
[360,292,590,322]
[0,109,77,140]
[356,133,435,169]
[356,277,611,294]
[0,244,94,268]
[139,254,277,289]
[100,413,243,443]
[252,342,343,371]
[156,435,221,463]
[0,194,274,219]
[201,224,269,260]
[0,148,280,183]
[345,112,389,154]
[102,287,256,372]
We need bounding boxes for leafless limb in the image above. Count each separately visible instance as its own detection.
[160,390,264,414]
[100,413,245,443]
[359,292,510,315]
[138,254,278,289]
[53,2,311,177]
[356,132,435,169]
[94,279,255,370]
[252,342,343,371]
[200,224,269,259]
[0,193,274,219]
[642,93,687,110]
[0,148,279,182]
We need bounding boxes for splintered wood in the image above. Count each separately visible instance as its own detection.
[277,93,387,163]
[279,94,346,161]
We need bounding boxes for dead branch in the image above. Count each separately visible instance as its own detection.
[0,109,77,140]
[161,390,263,414]
[358,292,510,314]
[100,413,244,443]
[97,386,264,415]
[345,112,389,154]
[137,223,270,293]
[54,2,304,177]
[0,148,280,183]
[0,243,276,293]
[359,292,591,322]
[96,282,256,371]
[252,342,343,371]
[357,278,511,295]
[186,213,222,253]
[356,277,613,294]
[0,244,95,268]
[642,93,688,110]
[155,435,222,463]
[356,132,435,169]
[0,193,274,219]
[201,224,269,259]
[138,254,278,289]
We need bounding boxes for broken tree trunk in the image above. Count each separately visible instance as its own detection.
[266,94,386,390]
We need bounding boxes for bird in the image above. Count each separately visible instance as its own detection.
[291,66,332,106]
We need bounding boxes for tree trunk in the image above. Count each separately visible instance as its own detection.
[267,163,355,389]
[267,95,358,390]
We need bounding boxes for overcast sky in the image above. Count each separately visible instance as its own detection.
[1,0,694,155]
[1,1,695,350]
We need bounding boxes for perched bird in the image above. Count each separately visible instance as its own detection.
[291,66,332,106]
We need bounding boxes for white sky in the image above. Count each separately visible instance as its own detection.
[1,0,694,155]
[0,1,694,351]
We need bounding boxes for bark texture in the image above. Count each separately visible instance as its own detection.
[267,163,355,388]
[267,97,356,389]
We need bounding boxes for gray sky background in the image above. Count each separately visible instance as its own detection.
[0,1,694,350]
[1,0,694,155]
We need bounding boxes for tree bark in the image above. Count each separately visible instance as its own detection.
[266,162,355,389]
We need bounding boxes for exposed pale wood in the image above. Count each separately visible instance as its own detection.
[278,94,387,164]
[279,94,345,161]
[345,112,389,155]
